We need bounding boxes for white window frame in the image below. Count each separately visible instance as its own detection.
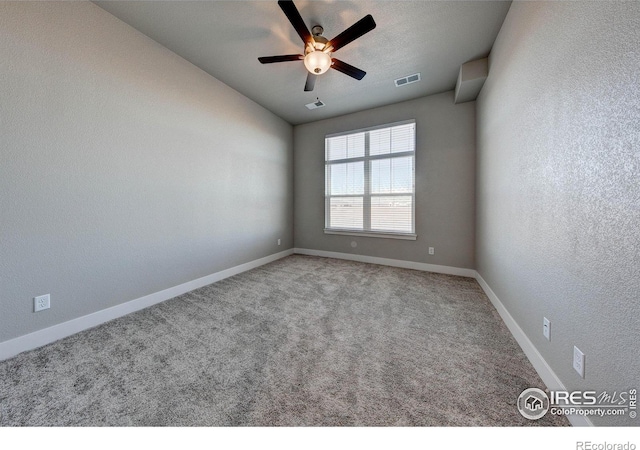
[324,119,417,240]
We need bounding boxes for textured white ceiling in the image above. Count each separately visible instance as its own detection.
[94,0,511,125]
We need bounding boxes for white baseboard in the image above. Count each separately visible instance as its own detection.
[0,249,294,362]
[474,272,593,427]
[293,248,476,278]
[0,246,591,427]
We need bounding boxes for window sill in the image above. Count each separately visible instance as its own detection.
[324,229,417,241]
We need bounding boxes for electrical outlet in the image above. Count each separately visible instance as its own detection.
[34,294,50,312]
[277,239,281,246]
[543,317,550,340]
[573,346,585,378]
[428,247,435,255]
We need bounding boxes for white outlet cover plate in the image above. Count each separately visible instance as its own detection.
[34,294,50,312]
[543,317,550,340]
[573,346,585,378]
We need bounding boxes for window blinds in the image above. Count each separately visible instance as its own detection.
[325,121,416,236]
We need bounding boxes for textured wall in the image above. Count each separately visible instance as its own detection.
[0,2,293,342]
[476,1,640,426]
[294,92,476,269]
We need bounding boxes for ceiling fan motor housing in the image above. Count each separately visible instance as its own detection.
[305,33,329,53]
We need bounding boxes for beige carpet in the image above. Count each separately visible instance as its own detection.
[0,255,568,426]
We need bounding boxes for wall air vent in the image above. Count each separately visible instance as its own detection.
[305,99,325,110]
[394,73,421,87]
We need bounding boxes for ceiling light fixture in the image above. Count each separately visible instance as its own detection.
[258,2,376,92]
[304,50,332,74]
[304,26,332,75]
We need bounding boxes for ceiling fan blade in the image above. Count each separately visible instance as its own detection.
[278,0,313,45]
[327,14,376,52]
[331,58,366,80]
[304,73,317,92]
[258,54,304,64]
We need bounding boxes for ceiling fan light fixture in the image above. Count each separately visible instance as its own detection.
[258,1,376,91]
[304,50,332,75]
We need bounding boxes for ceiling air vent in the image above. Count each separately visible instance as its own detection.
[305,99,326,110]
[394,73,421,87]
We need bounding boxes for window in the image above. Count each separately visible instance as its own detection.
[325,120,416,239]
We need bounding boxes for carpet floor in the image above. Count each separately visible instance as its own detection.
[0,255,568,426]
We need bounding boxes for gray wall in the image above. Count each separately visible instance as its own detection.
[476,1,639,426]
[0,2,293,343]
[294,92,476,269]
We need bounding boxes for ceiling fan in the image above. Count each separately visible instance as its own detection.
[258,0,376,92]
